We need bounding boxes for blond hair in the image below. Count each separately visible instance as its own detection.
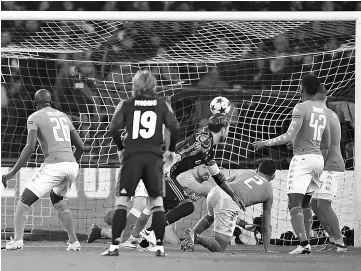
[132,70,157,98]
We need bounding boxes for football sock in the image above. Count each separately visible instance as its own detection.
[56,202,78,243]
[196,234,222,252]
[317,199,343,241]
[164,201,195,226]
[14,203,30,241]
[290,206,308,245]
[132,209,151,238]
[111,207,127,245]
[151,207,166,246]
[303,208,313,240]
[120,208,141,243]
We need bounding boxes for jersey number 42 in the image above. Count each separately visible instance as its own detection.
[132,110,157,139]
[309,113,326,141]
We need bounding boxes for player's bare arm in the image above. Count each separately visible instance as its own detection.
[109,101,125,151]
[253,103,305,150]
[262,190,273,252]
[2,129,37,188]
[70,129,85,162]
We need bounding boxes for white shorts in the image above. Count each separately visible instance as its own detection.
[207,187,240,237]
[312,171,344,201]
[133,180,148,199]
[25,162,79,198]
[286,154,324,195]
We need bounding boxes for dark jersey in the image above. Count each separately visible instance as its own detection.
[115,96,178,158]
[170,132,215,178]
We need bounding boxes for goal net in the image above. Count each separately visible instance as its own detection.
[1,19,356,246]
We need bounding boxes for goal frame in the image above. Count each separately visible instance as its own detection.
[1,10,360,247]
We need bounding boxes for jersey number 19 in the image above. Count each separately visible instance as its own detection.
[132,110,157,139]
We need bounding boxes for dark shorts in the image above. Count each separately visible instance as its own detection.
[163,175,190,213]
[117,153,163,198]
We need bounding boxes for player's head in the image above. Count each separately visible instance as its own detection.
[314,84,327,104]
[194,165,210,183]
[300,74,321,101]
[256,159,276,181]
[132,70,157,98]
[34,89,52,109]
[208,113,230,143]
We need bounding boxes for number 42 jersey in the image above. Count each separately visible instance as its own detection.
[118,96,178,158]
[27,107,76,164]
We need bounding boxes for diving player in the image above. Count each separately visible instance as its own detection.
[181,159,275,252]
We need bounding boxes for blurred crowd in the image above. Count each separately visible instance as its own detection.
[2,1,361,12]
[0,1,356,168]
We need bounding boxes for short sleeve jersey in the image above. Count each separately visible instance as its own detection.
[229,171,272,207]
[292,101,327,156]
[118,96,178,158]
[27,107,76,163]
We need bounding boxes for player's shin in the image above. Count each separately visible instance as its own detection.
[120,207,142,243]
[303,208,313,240]
[290,206,308,245]
[132,208,151,238]
[14,203,30,241]
[149,197,166,246]
[311,199,334,241]
[112,196,131,245]
[54,201,78,243]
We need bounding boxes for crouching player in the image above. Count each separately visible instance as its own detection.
[181,159,275,253]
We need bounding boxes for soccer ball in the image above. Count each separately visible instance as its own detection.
[210,96,231,115]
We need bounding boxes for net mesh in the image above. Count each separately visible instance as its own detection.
[1,20,355,245]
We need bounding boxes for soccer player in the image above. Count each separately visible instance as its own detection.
[253,74,331,254]
[2,89,84,251]
[181,159,275,252]
[310,87,347,252]
[101,70,180,257]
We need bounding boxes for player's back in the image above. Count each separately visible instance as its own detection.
[28,107,76,163]
[121,96,170,157]
[324,108,345,172]
[228,171,272,207]
[293,100,327,156]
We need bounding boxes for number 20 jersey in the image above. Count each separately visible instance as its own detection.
[119,96,178,158]
[27,107,76,164]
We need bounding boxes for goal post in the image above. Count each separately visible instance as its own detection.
[1,11,359,247]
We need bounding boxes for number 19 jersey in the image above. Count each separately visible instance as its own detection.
[27,107,76,164]
[119,96,178,158]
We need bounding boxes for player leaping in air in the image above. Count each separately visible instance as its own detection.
[253,74,330,255]
[2,89,85,251]
[181,159,275,253]
[101,70,180,257]
[309,86,347,252]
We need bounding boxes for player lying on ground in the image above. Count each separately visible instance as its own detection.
[181,159,275,253]
[2,89,84,251]
[101,70,180,257]
[253,74,331,255]
[87,179,149,245]
[309,87,347,252]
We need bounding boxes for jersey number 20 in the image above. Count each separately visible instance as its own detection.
[50,117,70,142]
[309,113,326,141]
[132,110,157,139]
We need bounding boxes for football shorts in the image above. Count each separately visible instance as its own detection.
[286,154,324,195]
[312,171,344,201]
[207,187,240,237]
[25,162,79,198]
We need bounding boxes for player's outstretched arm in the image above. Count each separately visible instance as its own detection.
[206,160,246,211]
[109,101,126,151]
[70,129,85,162]
[253,103,304,150]
[2,129,37,187]
[262,191,273,252]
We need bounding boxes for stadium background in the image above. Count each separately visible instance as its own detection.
[1,1,356,246]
